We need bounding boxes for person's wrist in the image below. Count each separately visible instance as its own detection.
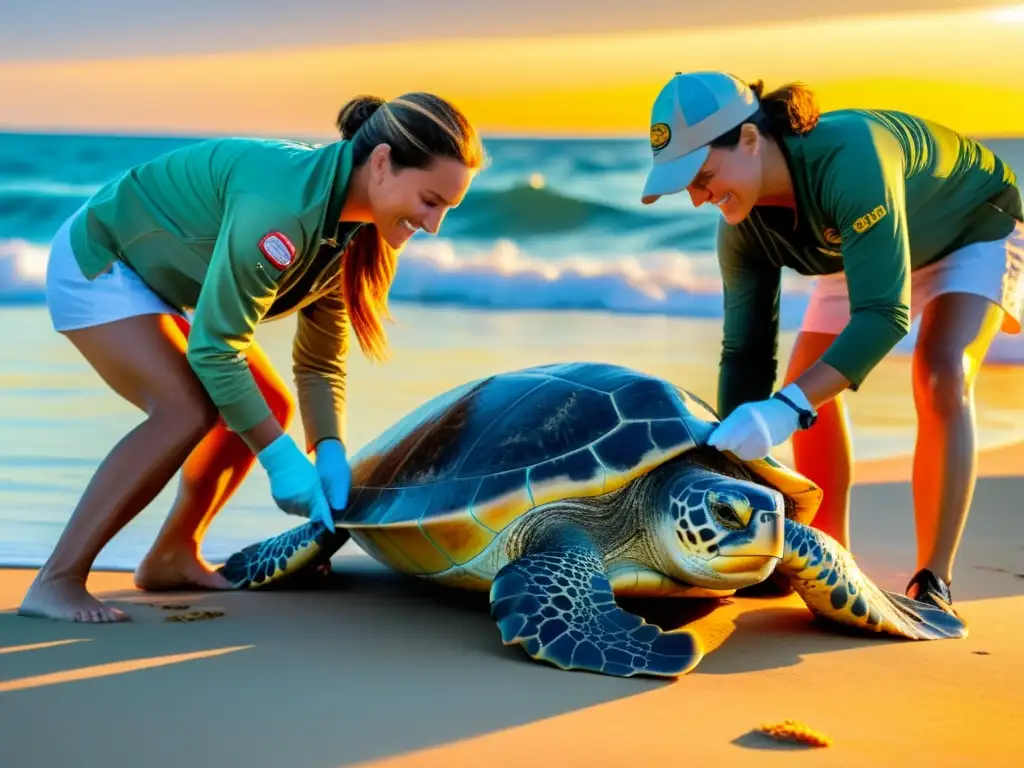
[778,382,812,412]
[772,383,817,430]
[315,437,346,457]
[257,433,301,472]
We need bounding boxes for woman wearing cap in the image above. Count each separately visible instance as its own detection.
[20,93,485,623]
[640,71,1022,617]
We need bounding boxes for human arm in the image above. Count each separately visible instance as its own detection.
[792,125,913,406]
[186,193,304,447]
[293,283,352,508]
[716,221,783,418]
[292,283,350,451]
[185,193,333,527]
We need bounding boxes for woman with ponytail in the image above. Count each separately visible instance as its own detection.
[20,92,485,623]
[640,71,1022,619]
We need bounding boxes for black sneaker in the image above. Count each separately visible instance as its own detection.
[905,568,960,618]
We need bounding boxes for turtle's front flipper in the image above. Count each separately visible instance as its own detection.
[217,522,350,589]
[489,522,703,678]
[777,520,967,640]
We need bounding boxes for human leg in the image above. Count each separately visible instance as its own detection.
[906,222,1023,610]
[779,273,857,547]
[135,317,295,591]
[909,293,1004,600]
[784,331,854,548]
[19,314,220,622]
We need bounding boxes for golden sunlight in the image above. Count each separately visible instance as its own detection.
[0,645,254,692]
[0,6,1021,137]
[986,4,1024,22]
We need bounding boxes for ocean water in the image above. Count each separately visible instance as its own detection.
[2,129,1023,572]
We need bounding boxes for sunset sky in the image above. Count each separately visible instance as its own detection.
[1,1,1023,138]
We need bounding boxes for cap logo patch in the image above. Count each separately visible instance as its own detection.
[258,231,296,270]
[650,122,671,153]
[823,227,842,245]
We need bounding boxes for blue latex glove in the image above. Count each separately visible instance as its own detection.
[257,433,335,531]
[315,438,351,512]
[707,383,812,461]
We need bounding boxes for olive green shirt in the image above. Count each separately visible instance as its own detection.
[717,109,1021,417]
[69,137,363,447]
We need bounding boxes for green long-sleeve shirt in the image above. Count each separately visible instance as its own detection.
[717,109,1021,418]
[69,137,362,445]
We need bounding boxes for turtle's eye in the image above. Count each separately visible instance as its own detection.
[710,500,745,530]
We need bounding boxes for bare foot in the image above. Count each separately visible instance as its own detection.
[18,575,128,623]
[134,547,234,591]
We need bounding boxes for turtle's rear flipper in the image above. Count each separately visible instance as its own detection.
[488,522,703,677]
[218,522,349,590]
[778,520,968,640]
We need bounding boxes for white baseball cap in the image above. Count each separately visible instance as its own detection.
[641,71,759,205]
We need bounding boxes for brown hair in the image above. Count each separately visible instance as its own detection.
[710,79,821,147]
[334,93,485,362]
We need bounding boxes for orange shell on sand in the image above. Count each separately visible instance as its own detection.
[756,719,832,747]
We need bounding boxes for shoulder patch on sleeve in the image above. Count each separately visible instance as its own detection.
[258,231,296,270]
[852,205,888,234]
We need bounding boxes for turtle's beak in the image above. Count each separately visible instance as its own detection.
[713,485,786,571]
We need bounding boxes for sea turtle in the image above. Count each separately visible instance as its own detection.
[218,362,967,678]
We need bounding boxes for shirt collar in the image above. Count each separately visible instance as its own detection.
[779,132,811,231]
[321,139,357,245]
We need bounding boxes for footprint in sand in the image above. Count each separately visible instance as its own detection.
[164,610,226,623]
[137,602,226,622]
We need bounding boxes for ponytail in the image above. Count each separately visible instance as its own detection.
[748,80,820,136]
[336,95,385,139]
[339,225,396,363]
[710,79,821,149]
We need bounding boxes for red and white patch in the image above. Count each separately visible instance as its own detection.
[258,231,296,270]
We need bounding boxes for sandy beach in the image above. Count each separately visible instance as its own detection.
[2,446,1022,767]
[2,304,1023,768]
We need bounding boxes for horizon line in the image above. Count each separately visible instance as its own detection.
[3,125,1023,143]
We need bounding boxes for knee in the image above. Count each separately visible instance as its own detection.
[149,393,219,447]
[914,348,971,417]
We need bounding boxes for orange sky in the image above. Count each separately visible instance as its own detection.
[1,6,1023,138]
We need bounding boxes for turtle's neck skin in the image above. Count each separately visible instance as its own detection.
[501,463,667,569]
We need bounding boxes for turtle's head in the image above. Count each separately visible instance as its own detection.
[658,465,785,590]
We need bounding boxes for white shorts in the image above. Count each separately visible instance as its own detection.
[801,220,1024,336]
[45,207,187,333]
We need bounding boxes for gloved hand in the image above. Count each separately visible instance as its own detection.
[707,383,814,461]
[257,433,335,531]
[315,438,351,513]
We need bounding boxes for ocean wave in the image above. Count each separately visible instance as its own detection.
[3,235,1022,362]
[0,238,47,302]
[440,182,672,239]
[0,178,674,243]
[390,238,812,313]
[0,234,809,317]
[0,180,102,198]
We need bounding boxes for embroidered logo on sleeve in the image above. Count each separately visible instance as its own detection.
[852,205,888,234]
[258,231,296,270]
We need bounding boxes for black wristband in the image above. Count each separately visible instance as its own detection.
[772,391,818,430]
